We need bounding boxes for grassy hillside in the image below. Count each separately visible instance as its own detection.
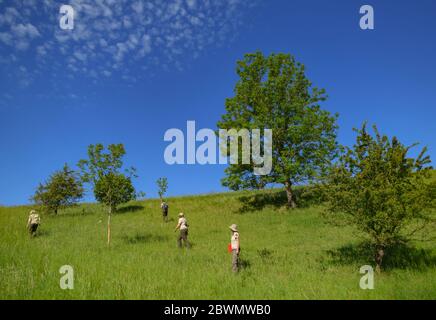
[0,189,435,300]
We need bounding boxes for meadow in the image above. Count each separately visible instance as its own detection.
[0,189,435,300]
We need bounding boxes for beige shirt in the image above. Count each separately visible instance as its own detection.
[178,217,188,230]
[231,232,239,250]
[28,213,40,225]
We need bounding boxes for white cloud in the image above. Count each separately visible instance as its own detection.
[16,40,31,51]
[0,7,20,26]
[186,0,196,9]
[168,0,182,17]
[123,16,132,29]
[0,32,12,45]
[11,23,40,38]
[139,34,152,56]
[131,1,144,14]
[0,0,260,85]
[73,51,87,62]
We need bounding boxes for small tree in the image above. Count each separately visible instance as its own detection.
[156,177,168,200]
[136,191,146,200]
[78,144,137,245]
[217,52,339,208]
[324,124,435,272]
[94,173,135,244]
[32,164,84,214]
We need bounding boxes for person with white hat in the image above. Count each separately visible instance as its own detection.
[229,224,240,272]
[27,209,41,237]
[174,212,190,248]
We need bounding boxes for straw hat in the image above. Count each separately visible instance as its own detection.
[178,212,184,217]
[229,224,238,232]
[30,210,36,214]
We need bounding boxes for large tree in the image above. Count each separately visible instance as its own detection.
[32,164,84,214]
[78,144,137,245]
[324,124,435,272]
[217,52,339,208]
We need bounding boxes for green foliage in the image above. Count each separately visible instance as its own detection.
[78,143,137,212]
[324,123,435,270]
[217,51,339,208]
[31,164,84,214]
[78,143,136,185]
[156,177,168,200]
[136,191,146,200]
[94,173,136,213]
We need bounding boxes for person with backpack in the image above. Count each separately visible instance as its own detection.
[161,201,169,222]
[229,224,240,272]
[174,212,190,248]
[27,210,41,237]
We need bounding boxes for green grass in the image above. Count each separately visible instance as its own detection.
[0,190,435,299]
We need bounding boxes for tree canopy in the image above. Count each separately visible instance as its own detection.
[78,143,137,213]
[32,164,84,214]
[156,177,168,200]
[217,51,339,208]
[94,172,136,214]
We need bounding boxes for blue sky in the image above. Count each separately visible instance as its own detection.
[0,0,435,206]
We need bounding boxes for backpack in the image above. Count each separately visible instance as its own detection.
[30,214,40,225]
[181,218,189,228]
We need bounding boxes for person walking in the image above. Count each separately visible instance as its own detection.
[174,212,190,248]
[27,210,41,237]
[161,201,169,222]
[229,224,240,273]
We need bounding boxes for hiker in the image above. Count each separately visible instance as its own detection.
[27,210,41,237]
[174,212,190,248]
[161,201,169,222]
[229,224,240,272]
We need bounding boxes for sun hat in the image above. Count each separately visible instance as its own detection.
[178,212,184,217]
[229,224,238,232]
[30,210,36,214]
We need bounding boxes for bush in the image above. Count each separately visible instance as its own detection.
[323,124,435,272]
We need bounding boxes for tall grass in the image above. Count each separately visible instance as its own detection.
[0,190,435,299]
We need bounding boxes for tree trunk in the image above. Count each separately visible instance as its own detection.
[375,245,385,273]
[284,180,297,209]
[107,206,112,246]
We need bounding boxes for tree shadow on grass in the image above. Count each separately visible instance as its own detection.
[327,241,436,271]
[257,248,276,264]
[237,187,322,213]
[44,207,96,218]
[161,217,175,223]
[116,205,144,214]
[121,233,169,244]
[239,258,251,270]
[35,229,50,237]
[237,191,286,213]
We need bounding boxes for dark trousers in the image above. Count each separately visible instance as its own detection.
[232,249,240,272]
[162,210,168,222]
[28,223,38,236]
[178,229,190,248]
